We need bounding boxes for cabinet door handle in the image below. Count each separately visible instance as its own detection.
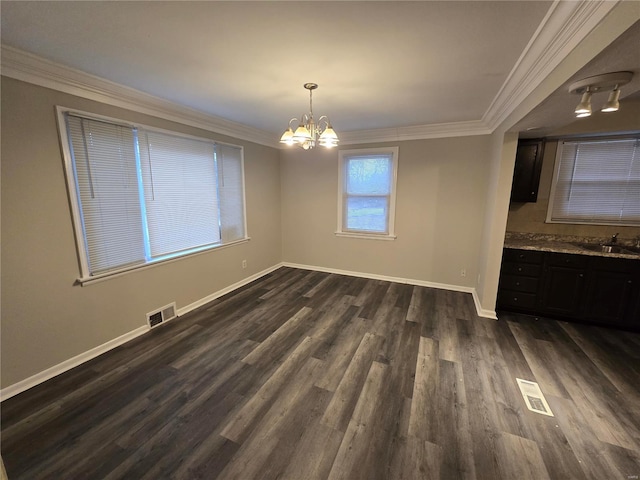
[579,274,584,278]
[516,282,520,286]
[519,254,524,259]
[518,267,522,272]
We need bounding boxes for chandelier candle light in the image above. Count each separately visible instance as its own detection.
[280,83,339,150]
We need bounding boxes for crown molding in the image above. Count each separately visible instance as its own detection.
[483,0,621,131]
[2,44,488,147]
[337,120,492,145]
[1,45,280,148]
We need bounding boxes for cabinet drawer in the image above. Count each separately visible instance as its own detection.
[545,252,588,268]
[501,263,542,277]
[499,290,538,309]
[590,256,639,273]
[500,274,539,293]
[503,249,543,264]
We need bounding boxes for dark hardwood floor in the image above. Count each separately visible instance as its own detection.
[2,267,640,479]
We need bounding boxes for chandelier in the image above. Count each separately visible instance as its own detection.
[279,83,339,150]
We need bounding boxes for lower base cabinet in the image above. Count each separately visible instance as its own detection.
[583,257,640,328]
[540,253,588,318]
[540,265,586,318]
[498,248,640,330]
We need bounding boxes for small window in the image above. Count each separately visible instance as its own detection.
[58,107,248,282]
[337,147,398,239]
[547,136,639,226]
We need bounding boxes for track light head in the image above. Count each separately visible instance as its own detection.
[574,91,592,116]
[601,88,621,113]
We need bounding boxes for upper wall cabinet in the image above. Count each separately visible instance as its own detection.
[510,139,545,203]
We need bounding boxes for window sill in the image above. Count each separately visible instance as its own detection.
[76,237,251,286]
[546,218,640,227]
[334,232,397,241]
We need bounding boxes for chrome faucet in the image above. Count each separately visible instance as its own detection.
[609,233,619,245]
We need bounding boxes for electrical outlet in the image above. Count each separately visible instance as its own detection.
[242,259,247,269]
[461,268,466,277]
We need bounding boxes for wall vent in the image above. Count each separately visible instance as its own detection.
[146,302,177,329]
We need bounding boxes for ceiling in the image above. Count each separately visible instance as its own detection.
[1,1,637,141]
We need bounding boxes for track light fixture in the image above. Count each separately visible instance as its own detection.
[280,83,338,150]
[568,71,633,118]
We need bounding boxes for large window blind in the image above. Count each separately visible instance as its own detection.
[337,147,398,238]
[547,136,640,226]
[62,110,247,279]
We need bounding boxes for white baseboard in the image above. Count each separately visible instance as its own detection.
[0,325,148,402]
[472,289,498,320]
[283,262,497,320]
[1,263,283,402]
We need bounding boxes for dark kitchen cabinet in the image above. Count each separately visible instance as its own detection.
[510,139,545,202]
[498,248,640,330]
[583,256,640,328]
[497,249,543,311]
[540,253,587,318]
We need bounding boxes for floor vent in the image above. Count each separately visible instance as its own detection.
[146,302,177,329]
[516,378,554,417]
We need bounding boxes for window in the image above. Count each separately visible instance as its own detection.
[547,136,639,226]
[58,108,247,282]
[337,147,398,239]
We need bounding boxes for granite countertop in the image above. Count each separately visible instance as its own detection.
[504,233,640,260]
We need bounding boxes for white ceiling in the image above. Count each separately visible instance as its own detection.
[2,2,637,142]
[1,1,556,135]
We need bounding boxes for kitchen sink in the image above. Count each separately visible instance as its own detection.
[573,243,640,255]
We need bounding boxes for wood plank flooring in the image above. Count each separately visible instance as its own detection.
[2,267,640,479]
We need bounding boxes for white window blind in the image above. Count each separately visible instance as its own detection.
[138,130,220,257]
[548,137,640,226]
[217,144,246,243]
[66,115,146,274]
[337,147,398,238]
[61,109,247,280]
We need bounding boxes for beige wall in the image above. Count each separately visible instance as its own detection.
[1,77,282,388]
[476,131,519,315]
[280,136,492,288]
[507,99,640,241]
